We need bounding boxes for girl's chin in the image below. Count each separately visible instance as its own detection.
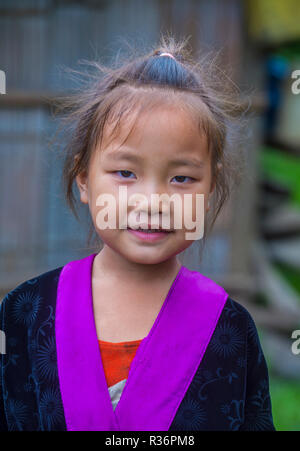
[96,230,188,263]
[120,246,182,265]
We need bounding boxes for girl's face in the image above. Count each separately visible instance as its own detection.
[76,106,215,265]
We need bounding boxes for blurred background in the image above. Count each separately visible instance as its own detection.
[1,0,300,430]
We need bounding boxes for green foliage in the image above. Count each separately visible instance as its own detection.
[274,262,300,299]
[275,41,300,63]
[260,146,300,207]
[269,376,300,430]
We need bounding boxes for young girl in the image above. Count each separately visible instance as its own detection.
[0,36,275,431]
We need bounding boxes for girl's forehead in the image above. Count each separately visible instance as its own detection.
[100,104,208,156]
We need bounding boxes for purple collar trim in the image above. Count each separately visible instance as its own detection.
[55,253,228,430]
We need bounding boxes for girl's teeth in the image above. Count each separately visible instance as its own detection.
[128,227,171,233]
[138,229,165,233]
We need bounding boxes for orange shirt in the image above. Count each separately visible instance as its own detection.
[98,338,143,388]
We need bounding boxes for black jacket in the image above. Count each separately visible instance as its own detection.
[0,266,275,431]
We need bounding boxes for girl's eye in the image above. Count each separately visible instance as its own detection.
[171,175,194,184]
[114,170,136,179]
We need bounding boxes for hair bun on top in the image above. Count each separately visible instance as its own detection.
[157,52,176,61]
[153,50,177,61]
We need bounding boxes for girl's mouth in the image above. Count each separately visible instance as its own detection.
[127,227,173,242]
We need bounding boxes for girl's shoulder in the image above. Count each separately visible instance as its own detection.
[0,266,65,341]
[219,296,263,345]
[1,265,64,310]
[223,296,256,322]
[186,267,258,334]
[2,253,94,306]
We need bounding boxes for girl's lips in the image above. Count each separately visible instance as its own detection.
[127,228,173,242]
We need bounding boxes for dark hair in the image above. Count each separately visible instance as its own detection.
[53,34,249,250]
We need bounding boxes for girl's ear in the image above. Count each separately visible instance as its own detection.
[74,155,89,204]
[76,171,89,204]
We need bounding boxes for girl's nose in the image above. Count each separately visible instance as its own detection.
[133,181,168,214]
[129,182,174,229]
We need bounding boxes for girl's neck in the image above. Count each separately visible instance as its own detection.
[93,245,182,285]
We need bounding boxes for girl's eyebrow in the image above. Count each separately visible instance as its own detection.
[106,149,142,163]
[106,149,204,168]
[168,158,204,169]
